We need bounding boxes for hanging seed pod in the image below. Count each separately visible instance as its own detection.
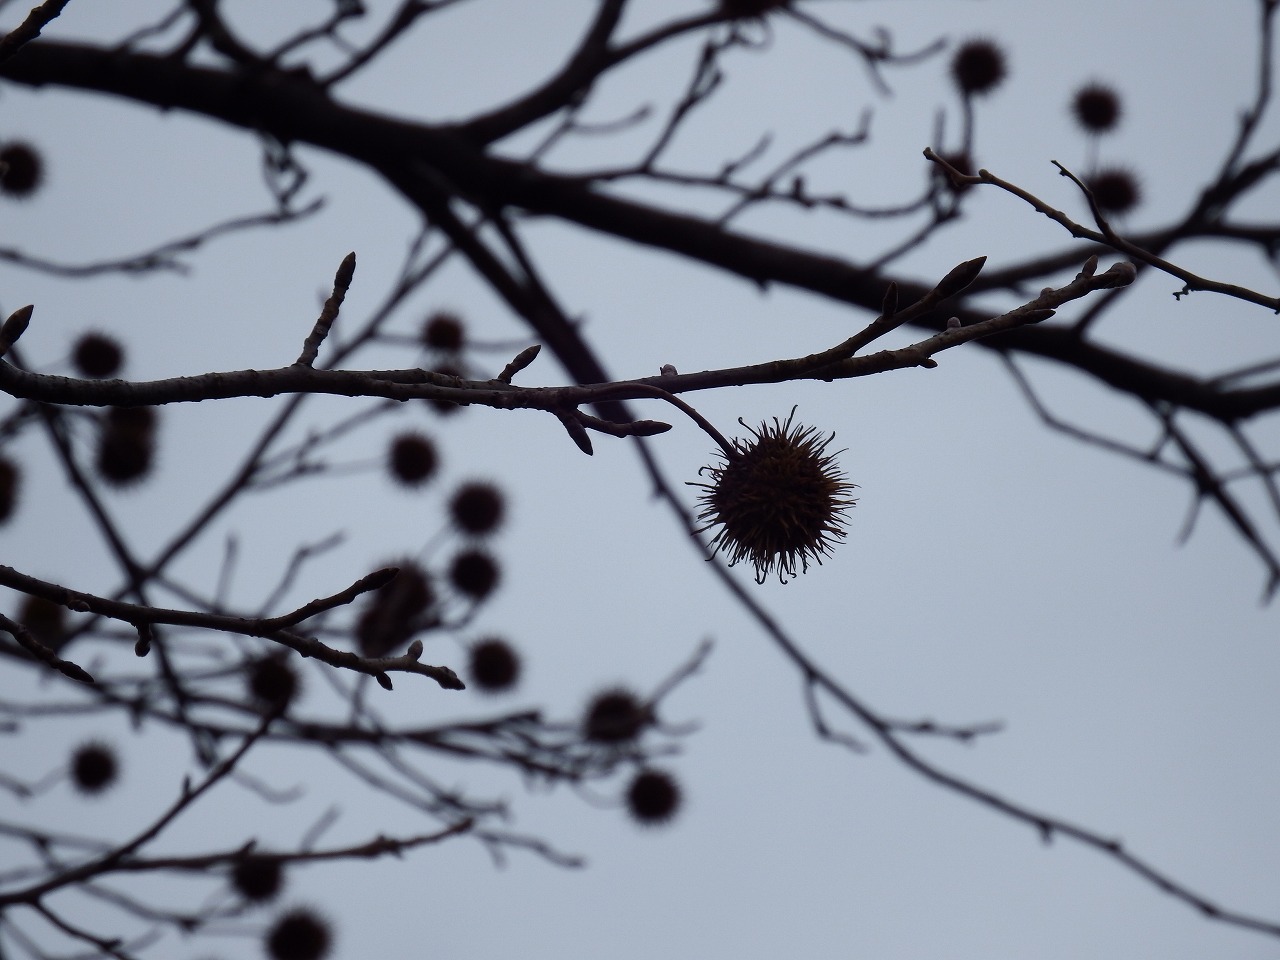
[625,768,682,827]
[691,409,856,583]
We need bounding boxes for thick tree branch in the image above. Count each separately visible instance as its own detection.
[1,41,1269,424]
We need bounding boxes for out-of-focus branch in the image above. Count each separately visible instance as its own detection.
[0,564,465,690]
[0,201,323,278]
[1,41,1272,422]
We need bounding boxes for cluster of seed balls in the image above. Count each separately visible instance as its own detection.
[371,308,519,691]
[943,38,1138,215]
[0,330,150,534]
[62,683,678,960]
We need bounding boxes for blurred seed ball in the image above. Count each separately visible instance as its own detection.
[19,594,67,651]
[70,740,119,796]
[468,637,520,693]
[1088,167,1142,215]
[934,151,976,194]
[265,907,333,960]
[449,481,505,536]
[106,405,155,433]
[1072,83,1122,135]
[356,562,434,657]
[691,410,856,583]
[0,455,19,523]
[0,142,43,198]
[421,310,465,351]
[394,562,434,611]
[626,769,682,827]
[96,406,158,487]
[448,548,500,600]
[231,856,284,903]
[355,605,402,658]
[425,363,465,416]
[387,431,438,488]
[247,653,300,712]
[583,687,648,743]
[950,38,1007,97]
[72,332,124,379]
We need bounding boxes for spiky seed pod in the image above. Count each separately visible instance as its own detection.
[449,481,505,536]
[626,769,681,826]
[387,432,438,487]
[583,688,649,743]
[449,549,499,600]
[0,142,43,198]
[468,637,520,692]
[421,310,465,351]
[691,410,856,584]
[232,856,285,903]
[1072,83,1122,134]
[70,741,118,795]
[265,907,332,960]
[73,332,124,378]
[19,594,66,651]
[0,455,19,523]
[1088,167,1142,215]
[950,39,1007,97]
[247,653,300,712]
[356,562,434,657]
[96,406,158,487]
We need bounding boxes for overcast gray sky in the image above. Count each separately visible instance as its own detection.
[3,2,1279,958]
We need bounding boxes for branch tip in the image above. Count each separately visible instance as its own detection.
[497,343,541,383]
[335,251,356,291]
[935,257,987,300]
[881,281,898,318]
[0,304,33,357]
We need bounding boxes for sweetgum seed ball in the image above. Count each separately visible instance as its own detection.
[265,908,332,960]
[388,433,438,487]
[449,482,505,536]
[469,638,520,692]
[232,856,284,903]
[421,310,465,351]
[1089,168,1142,215]
[584,688,647,743]
[70,741,119,795]
[0,143,43,198]
[248,654,299,711]
[626,769,681,826]
[73,332,124,378]
[449,549,499,600]
[1072,83,1122,134]
[951,39,1007,96]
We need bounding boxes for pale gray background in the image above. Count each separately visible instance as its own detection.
[2,2,1279,958]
